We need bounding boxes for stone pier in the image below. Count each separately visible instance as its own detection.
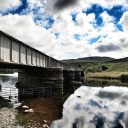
[16,67,63,98]
[16,67,84,98]
[63,70,84,92]
[75,71,81,81]
[63,70,75,91]
[0,31,84,98]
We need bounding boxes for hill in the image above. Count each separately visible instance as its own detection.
[62,56,128,72]
[62,56,115,63]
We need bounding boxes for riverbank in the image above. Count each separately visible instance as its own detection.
[0,95,64,128]
[16,95,69,128]
[86,72,128,81]
[0,107,23,128]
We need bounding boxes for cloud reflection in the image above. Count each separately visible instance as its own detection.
[51,86,128,128]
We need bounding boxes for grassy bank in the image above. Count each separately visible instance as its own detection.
[63,57,128,83]
[87,72,128,80]
[63,57,128,73]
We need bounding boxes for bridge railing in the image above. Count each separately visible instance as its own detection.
[0,31,82,71]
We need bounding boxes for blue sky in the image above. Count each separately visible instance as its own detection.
[0,0,128,59]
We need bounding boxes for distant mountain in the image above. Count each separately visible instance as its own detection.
[78,56,115,62]
[62,56,115,63]
[62,56,128,72]
[109,57,128,63]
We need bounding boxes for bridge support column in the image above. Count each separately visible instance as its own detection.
[16,68,63,99]
[81,71,85,82]
[75,71,81,81]
[63,70,84,92]
[73,71,83,89]
[63,70,75,91]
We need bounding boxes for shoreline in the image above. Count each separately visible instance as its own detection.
[86,72,128,81]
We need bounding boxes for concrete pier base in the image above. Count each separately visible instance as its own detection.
[81,71,85,82]
[16,68,63,98]
[63,70,84,92]
[75,71,81,81]
[63,70,75,91]
[74,71,83,87]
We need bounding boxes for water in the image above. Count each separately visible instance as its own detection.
[1,74,128,127]
[0,73,19,106]
[51,85,128,128]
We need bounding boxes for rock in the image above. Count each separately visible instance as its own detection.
[22,105,29,109]
[43,123,49,128]
[0,107,23,128]
[24,108,34,113]
[44,120,47,123]
[77,96,81,98]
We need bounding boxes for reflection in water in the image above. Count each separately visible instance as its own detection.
[85,78,128,87]
[51,86,128,128]
[1,73,128,128]
[0,76,9,82]
[17,96,64,127]
[0,73,19,106]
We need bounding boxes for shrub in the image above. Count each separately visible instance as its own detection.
[87,68,95,73]
[101,65,108,71]
[120,75,128,82]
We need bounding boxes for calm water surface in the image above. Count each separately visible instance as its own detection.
[0,73,19,106]
[0,74,128,128]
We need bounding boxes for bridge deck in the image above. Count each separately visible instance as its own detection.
[0,30,81,71]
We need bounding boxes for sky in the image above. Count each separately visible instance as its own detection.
[0,0,128,60]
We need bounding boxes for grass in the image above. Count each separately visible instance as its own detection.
[65,61,128,72]
[87,72,128,79]
[15,113,26,126]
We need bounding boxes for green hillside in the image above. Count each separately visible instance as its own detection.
[62,57,128,73]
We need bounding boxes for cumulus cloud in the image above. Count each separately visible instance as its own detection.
[54,0,78,10]
[45,0,89,15]
[119,11,128,32]
[45,0,128,15]
[0,14,65,59]
[97,43,121,52]
[0,0,128,59]
[0,0,21,11]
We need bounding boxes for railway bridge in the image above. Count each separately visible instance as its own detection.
[0,30,84,97]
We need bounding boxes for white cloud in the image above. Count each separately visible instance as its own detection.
[27,0,46,10]
[119,11,128,32]
[93,31,128,58]
[0,0,128,60]
[45,0,128,15]
[0,0,21,11]
[101,11,114,23]
[0,14,65,59]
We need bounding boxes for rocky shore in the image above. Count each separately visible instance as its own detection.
[0,107,23,128]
